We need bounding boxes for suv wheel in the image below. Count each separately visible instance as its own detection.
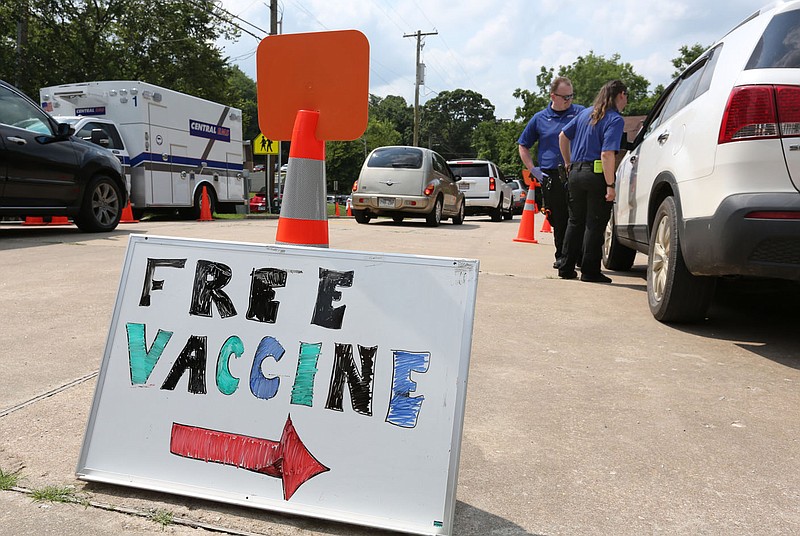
[603,212,636,271]
[647,196,716,322]
[74,175,123,232]
[503,198,514,220]
[490,195,503,222]
[426,197,443,227]
[452,200,465,225]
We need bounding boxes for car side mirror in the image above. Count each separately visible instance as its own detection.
[453,174,462,182]
[55,122,73,139]
[90,128,110,147]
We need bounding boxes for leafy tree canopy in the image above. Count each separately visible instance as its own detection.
[672,43,707,78]
[1,0,239,103]
[420,89,495,159]
[515,51,652,118]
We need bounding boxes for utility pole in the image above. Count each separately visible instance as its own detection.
[403,30,437,147]
[267,0,278,207]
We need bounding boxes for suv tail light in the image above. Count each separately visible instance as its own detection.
[776,85,800,137]
[352,180,358,192]
[718,84,800,144]
[489,177,496,191]
[424,182,435,196]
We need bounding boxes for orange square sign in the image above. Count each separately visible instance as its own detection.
[256,30,369,141]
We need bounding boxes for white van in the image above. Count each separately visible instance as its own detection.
[351,146,465,226]
[40,81,245,218]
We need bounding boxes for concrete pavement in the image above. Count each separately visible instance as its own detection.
[1,214,799,535]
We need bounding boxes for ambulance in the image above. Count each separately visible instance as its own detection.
[40,81,245,218]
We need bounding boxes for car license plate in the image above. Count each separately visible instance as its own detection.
[458,183,470,190]
[379,197,395,208]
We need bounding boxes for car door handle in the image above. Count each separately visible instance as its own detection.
[630,155,637,163]
[657,132,670,144]
[7,136,27,145]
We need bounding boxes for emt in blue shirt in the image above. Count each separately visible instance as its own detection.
[518,77,585,268]
[558,79,628,283]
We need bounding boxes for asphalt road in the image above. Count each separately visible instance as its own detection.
[1,214,798,535]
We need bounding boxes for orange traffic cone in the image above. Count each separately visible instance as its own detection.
[120,200,139,223]
[23,216,46,226]
[275,110,329,247]
[346,198,353,217]
[541,210,553,233]
[49,216,71,226]
[334,201,341,217]
[197,187,213,222]
[513,196,538,244]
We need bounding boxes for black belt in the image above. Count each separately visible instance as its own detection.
[574,161,600,171]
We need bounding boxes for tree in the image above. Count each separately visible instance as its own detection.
[672,43,707,78]
[0,0,239,102]
[513,66,554,121]
[513,52,654,118]
[227,65,259,142]
[420,89,495,159]
[472,120,526,177]
[369,95,414,146]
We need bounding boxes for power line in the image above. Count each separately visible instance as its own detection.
[184,0,265,41]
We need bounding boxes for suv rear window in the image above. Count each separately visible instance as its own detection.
[746,10,800,69]
[368,147,423,169]
[448,163,491,177]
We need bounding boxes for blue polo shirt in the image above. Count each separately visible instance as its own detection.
[561,106,625,163]
[518,103,585,169]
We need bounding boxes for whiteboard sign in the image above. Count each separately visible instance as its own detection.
[78,235,478,535]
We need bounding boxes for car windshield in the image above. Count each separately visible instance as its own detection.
[368,147,423,169]
[448,163,490,177]
[746,10,800,69]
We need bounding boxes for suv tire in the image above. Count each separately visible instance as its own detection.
[603,212,637,271]
[647,196,716,322]
[490,195,503,222]
[74,175,123,232]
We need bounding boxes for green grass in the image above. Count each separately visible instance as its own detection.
[0,468,20,490]
[30,485,80,503]
[149,508,174,528]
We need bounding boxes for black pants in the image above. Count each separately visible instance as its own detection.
[542,168,569,263]
[560,164,612,277]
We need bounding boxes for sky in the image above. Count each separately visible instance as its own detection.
[215,0,766,120]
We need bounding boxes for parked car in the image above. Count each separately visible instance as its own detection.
[604,1,800,323]
[446,159,514,221]
[249,187,268,212]
[253,164,265,172]
[507,178,528,214]
[0,80,126,231]
[351,146,465,226]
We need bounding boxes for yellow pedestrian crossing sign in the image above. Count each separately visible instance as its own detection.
[253,133,278,155]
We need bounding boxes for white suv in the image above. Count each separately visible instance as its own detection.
[447,159,514,221]
[604,1,800,322]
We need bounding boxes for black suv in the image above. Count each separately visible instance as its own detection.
[0,80,126,232]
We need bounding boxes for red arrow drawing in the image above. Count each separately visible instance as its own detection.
[169,416,329,500]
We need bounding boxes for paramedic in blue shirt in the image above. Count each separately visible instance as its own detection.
[518,77,584,268]
[557,79,627,283]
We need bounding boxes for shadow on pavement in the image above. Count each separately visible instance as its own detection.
[0,224,144,251]
[83,482,541,535]
[672,278,800,369]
